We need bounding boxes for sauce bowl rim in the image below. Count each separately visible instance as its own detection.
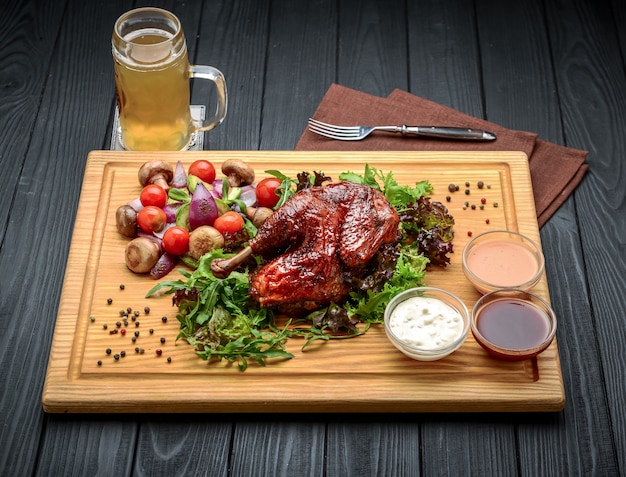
[461,229,545,293]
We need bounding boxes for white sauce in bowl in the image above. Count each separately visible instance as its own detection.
[388,296,464,350]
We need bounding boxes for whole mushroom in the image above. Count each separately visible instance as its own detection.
[125,237,161,274]
[116,205,138,238]
[138,160,174,190]
[222,159,255,187]
[188,225,225,260]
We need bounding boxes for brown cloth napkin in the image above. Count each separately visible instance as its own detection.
[296,84,588,228]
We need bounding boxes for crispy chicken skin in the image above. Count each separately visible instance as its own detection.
[248,182,399,313]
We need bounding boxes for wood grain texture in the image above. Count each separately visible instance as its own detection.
[474,1,618,476]
[260,0,337,150]
[230,421,325,476]
[326,421,421,477]
[193,0,269,150]
[0,0,63,242]
[338,0,408,96]
[41,150,564,414]
[1,0,624,475]
[132,418,233,476]
[545,0,626,472]
[0,0,134,475]
[406,0,485,117]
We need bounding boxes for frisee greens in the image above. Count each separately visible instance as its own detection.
[147,165,454,370]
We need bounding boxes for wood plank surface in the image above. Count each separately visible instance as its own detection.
[42,150,564,413]
[544,0,626,472]
[474,1,600,475]
[0,0,624,475]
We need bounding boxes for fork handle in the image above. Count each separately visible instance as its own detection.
[401,125,496,141]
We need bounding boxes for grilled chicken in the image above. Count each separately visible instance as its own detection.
[248,181,399,313]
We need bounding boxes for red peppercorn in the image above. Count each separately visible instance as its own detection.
[485,218,490,224]
[120,329,126,336]
[481,197,487,204]
[156,349,162,356]
[468,231,473,237]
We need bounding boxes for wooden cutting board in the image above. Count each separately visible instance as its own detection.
[42,151,565,413]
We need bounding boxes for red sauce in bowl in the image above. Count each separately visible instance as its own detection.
[475,298,550,349]
[471,289,557,361]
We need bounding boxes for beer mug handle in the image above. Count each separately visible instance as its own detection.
[189,65,228,132]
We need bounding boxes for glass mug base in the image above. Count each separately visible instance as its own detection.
[110,105,206,151]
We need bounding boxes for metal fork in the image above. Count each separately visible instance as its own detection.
[308,118,496,141]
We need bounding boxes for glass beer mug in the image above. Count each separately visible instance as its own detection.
[112,7,227,151]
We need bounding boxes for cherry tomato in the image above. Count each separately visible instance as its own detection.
[188,160,216,183]
[255,177,282,208]
[213,211,244,234]
[137,206,167,233]
[162,226,190,255]
[139,184,168,208]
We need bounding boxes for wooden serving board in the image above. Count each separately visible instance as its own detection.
[42,151,565,413]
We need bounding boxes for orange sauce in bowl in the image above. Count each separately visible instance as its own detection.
[466,240,538,287]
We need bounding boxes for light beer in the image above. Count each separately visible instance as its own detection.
[114,30,193,151]
[112,8,227,151]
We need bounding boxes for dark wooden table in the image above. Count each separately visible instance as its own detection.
[1,0,624,475]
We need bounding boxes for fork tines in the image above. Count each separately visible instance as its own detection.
[307,118,360,139]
